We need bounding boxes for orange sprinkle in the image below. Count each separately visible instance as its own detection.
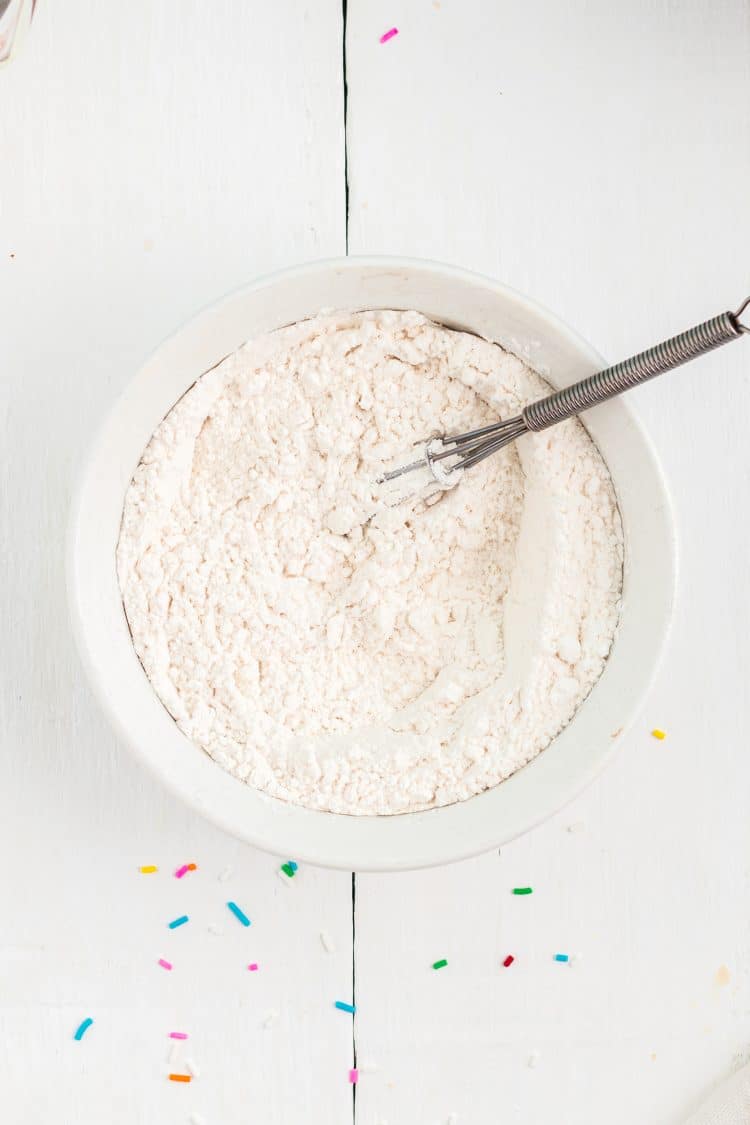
[187,863,197,871]
[169,1074,192,1083]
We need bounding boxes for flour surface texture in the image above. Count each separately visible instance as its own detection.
[117,311,623,815]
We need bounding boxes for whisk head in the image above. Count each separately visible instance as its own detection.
[378,413,528,498]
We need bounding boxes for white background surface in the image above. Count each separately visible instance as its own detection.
[1,2,749,1123]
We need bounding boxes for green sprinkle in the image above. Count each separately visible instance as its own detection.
[432,959,448,970]
[512,887,533,895]
[281,863,295,878]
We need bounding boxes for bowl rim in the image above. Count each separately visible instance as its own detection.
[67,254,677,870]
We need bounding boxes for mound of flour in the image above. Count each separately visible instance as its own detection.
[117,310,623,815]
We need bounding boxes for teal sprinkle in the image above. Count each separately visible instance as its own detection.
[227,901,251,927]
[168,915,189,929]
[73,1018,93,1041]
[334,1000,356,1013]
[554,953,569,963]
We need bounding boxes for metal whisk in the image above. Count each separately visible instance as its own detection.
[382,296,750,489]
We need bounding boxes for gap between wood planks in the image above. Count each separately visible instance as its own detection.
[341,3,357,1120]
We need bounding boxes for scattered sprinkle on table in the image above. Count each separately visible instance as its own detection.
[189,1115,206,1125]
[554,953,569,963]
[247,963,259,972]
[503,955,515,968]
[185,1057,200,1078]
[320,930,336,953]
[168,1042,181,1065]
[73,1017,93,1041]
[139,865,158,874]
[218,865,232,882]
[262,1010,278,1029]
[432,959,448,970]
[168,915,189,929]
[349,1068,359,1084]
[158,958,173,971]
[527,1050,541,1069]
[168,1073,191,1083]
[335,1001,356,1013]
[280,863,296,878]
[566,822,584,833]
[379,26,398,43]
[651,728,666,740]
[169,1032,188,1040]
[512,887,533,895]
[207,923,224,936]
[175,862,197,879]
[226,901,251,927]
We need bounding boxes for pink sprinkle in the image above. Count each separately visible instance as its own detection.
[379,27,398,44]
[169,1032,188,1039]
[158,958,173,971]
[349,1068,359,1084]
[247,963,259,972]
[174,862,196,878]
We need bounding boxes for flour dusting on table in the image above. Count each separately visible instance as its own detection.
[117,310,623,814]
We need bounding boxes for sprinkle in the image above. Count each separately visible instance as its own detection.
[247,963,259,971]
[73,1018,93,1041]
[158,958,173,971]
[168,1042,181,1064]
[320,930,336,953]
[280,863,296,878]
[189,1115,206,1125]
[566,822,585,833]
[447,1116,459,1125]
[168,915,189,929]
[226,901,251,927]
[512,887,533,895]
[379,26,398,43]
[554,953,569,963]
[184,1057,200,1078]
[169,1032,188,1040]
[139,865,158,873]
[207,923,224,936]
[432,959,448,970]
[218,865,233,882]
[349,1068,359,1084]
[651,728,666,740]
[335,1001,356,1013]
[168,1073,191,1083]
[175,863,197,879]
[570,952,583,965]
[277,868,294,887]
[527,1050,541,1069]
[289,861,298,871]
[262,1010,278,1029]
[503,955,515,968]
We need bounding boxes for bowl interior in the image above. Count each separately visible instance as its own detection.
[68,257,675,870]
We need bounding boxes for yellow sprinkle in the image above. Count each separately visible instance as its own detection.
[651,729,666,741]
[139,865,158,873]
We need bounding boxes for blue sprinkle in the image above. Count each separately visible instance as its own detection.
[554,953,569,963]
[334,1001,356,1013]
[73,1018,94,1041]
[227,901,251,927]
[289,861,298,872]
[168,915,189,929]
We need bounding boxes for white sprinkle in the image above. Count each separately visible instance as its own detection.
[527,1050,541,1069]
[184,1057,200,1078]
[189,1115,206,1125]
[277,867,294,887]
[358,1059,380,1073]
[218,865,233,882]
[566,821,585,833]
[263,1010,278,1029]
[569,952,583,966]
[168,1041,181,1064]
[207,923,224,936]
[320,930,336,953]
[447,1115,458,1125]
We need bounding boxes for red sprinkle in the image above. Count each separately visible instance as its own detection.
[503,955,515,968]
[379,27,398,44]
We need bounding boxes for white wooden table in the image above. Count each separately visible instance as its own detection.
[2,3,749,1122]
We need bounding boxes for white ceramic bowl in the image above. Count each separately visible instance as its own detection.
[68,257,675,870]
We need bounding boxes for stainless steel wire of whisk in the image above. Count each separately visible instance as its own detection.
[382,295,750,487]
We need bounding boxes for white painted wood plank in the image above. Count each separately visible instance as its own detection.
[347,2,750,1122]
[0,3,353,1123]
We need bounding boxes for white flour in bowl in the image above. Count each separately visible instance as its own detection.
[117,310,623,815]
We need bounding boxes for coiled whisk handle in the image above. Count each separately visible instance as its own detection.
[523,297,750,433]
